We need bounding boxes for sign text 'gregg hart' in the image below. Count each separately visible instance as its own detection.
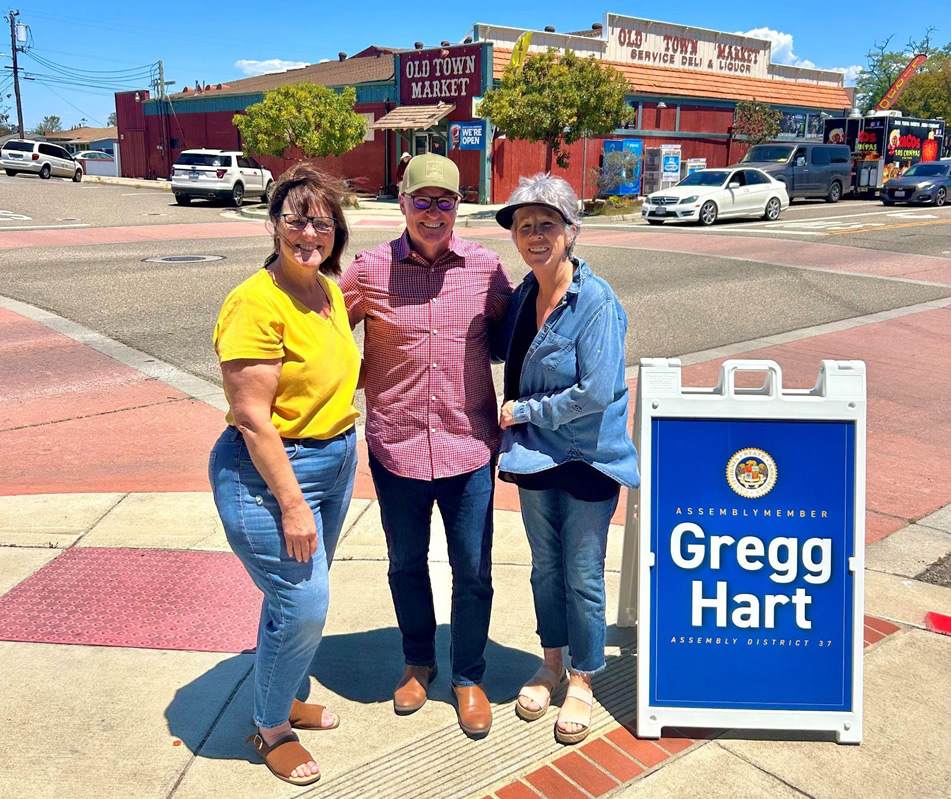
[624,359,865,743]
[651,417,856,711]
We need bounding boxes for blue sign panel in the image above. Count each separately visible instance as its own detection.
[650,417,855,712]
[662,154,680,175]
[603,138,642,195]
[449,120,485,150]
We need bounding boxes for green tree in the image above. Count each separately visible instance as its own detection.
[0,106,12,137]
[233,83,366,160]
[732,99,781,146]
[107,111,117,127]
[31,114,63,135]
[901,58,951,120]
[478,47,634,170]
[855,31,949,113]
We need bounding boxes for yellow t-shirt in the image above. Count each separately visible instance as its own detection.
[213,268,360,439]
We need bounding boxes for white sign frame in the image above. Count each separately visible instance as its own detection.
[618,358,865,744]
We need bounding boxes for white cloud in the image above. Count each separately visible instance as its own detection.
[737,27,813,66]
[234,59,309,76]
[828,65,863,87]
[736,28,862,85]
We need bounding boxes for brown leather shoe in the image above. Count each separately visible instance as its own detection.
[452,683,492,737]
[393,664,437,715]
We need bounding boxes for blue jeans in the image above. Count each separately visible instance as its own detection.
[368,451,494,687]
[208,426,357,729]
[518,486,619,675]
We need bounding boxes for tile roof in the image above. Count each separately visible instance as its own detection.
[45,126,118,143]
[169,54,395,101]
[492,49,850,109]
[563,28,604,38]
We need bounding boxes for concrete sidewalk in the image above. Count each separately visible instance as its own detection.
[1,289,951,798]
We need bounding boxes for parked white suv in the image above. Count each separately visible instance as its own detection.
[170,149,274,206]
[1,139,83,181]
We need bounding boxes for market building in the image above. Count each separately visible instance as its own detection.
[115,13,852,202]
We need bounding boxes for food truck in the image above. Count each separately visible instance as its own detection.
[823,114,947,197]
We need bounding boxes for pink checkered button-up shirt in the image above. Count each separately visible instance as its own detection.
[341,231,513,480]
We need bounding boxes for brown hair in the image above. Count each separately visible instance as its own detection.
[264,162,349,277]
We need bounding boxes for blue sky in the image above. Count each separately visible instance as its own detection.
[3,1,946,131]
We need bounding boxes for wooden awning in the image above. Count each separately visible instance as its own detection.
[370,103,456,131]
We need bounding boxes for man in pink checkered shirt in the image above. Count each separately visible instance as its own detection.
[340,154,513,738]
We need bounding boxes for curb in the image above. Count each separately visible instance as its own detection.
[482,615,903,799]
[238,204,269,221]
[82,175,173,191]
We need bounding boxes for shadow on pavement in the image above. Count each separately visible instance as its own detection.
[309,625,541,705]
[165,625,540,761]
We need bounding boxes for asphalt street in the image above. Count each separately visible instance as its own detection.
[0,173,228,229]
[1,178,949,403]
[580,200,951,257]
[3,172,951,255]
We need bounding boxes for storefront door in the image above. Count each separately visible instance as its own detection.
[413,131,447,157]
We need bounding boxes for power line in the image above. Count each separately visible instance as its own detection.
[35,80,103,126]
[15,7,213,48]
[15,60,150,91]
[15,72,148,92]
[22,57,153,85]
[31,46,160,66]
[30,79,125,99]
[26,50,155,77]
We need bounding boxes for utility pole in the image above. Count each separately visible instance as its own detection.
[150,60,177,177]
[6,9,24,138]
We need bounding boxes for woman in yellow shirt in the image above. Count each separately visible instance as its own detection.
[208,163,360,787]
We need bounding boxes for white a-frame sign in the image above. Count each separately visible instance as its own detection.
[618,359,865,744]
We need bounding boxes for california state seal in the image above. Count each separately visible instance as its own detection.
[726,448,777,498]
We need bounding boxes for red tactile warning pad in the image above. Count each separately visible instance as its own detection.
[0,548,260,653]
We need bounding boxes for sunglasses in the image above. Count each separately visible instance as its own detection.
[281,214,336,234]
[408,194,459,212]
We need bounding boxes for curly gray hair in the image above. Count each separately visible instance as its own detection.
[505,173,582,256]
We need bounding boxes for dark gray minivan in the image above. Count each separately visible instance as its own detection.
[737,143,852,202]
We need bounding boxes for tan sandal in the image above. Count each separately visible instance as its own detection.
[516,664,568,721]
[289,698,340,731]
[555,683,593,744]
[246,732,321,786]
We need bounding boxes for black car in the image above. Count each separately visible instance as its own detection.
[881,162,951,207]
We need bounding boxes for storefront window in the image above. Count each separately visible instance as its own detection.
[778,112,807,138]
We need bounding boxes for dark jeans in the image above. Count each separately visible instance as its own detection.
[368,450,495,686]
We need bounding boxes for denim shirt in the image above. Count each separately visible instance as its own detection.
[495,258,640,488]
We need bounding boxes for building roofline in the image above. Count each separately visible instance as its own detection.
[471,22,606,48]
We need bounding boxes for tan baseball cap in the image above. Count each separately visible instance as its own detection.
[401,153,461,197]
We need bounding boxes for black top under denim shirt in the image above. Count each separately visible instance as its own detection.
[498,280,620,502]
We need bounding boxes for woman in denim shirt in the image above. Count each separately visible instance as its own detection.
[495,174,639,744]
